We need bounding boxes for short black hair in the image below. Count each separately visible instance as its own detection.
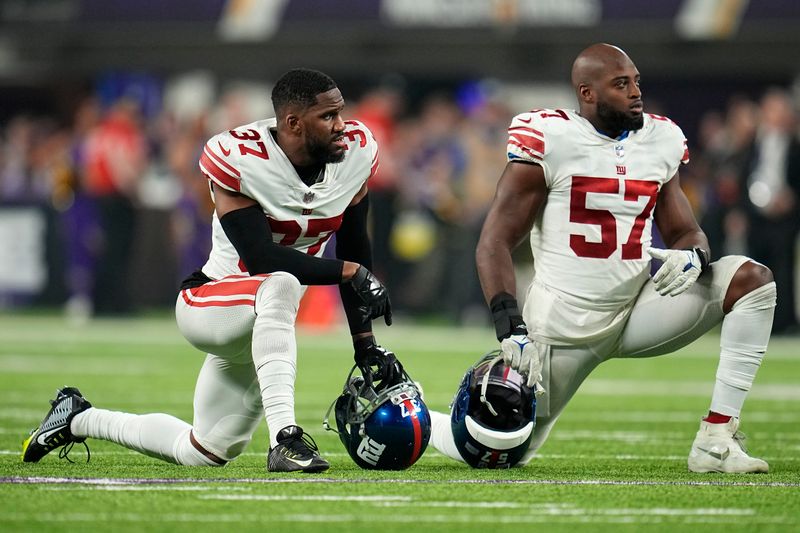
[271,68,337,116]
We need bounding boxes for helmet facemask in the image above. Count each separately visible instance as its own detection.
[325,364,431,470]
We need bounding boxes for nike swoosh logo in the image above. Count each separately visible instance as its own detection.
[287,456,313,467]
[218,141,231,157]
[697,446,730,461]
[36,427,63,446]
[519,117,532,124]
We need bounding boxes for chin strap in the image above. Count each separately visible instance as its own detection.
[479,354,505,417]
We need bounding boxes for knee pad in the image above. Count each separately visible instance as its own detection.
[255,272,303,317]
[734,280,777,312]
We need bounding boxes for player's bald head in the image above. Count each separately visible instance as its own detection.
[571,43,634,91]
[570,43,644,135]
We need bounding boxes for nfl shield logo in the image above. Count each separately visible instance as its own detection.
[614,144,625,159]
[303,191,315,203]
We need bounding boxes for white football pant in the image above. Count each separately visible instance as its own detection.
[71,271,304,465]
[430,255,776,466]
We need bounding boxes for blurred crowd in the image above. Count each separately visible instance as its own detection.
[687,88,800,334]
[1,81,798,333]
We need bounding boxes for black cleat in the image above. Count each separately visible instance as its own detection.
[22,387,92,463]
[267,425,330,473]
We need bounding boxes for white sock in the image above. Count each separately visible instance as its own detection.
[71,408,218,466]
[711,282,776,416]
[252,273,302,447]
[429,410,465,463]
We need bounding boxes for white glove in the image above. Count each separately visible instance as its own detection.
[648,247,702,297]
[500,334,546,392]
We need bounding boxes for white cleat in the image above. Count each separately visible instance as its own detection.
[688,417,768,473]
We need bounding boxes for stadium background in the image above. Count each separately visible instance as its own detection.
[1,2,799,530]
[0,0,798,332]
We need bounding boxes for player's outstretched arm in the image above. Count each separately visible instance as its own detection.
[653,172,709,252]
[477,161,548,388]
[476,161,547,310]
[336,186,392,329]
[334,185,396,385]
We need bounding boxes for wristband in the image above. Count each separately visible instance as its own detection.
[690,247,710,273]
[353,335,376,352]
[489,292,527,341]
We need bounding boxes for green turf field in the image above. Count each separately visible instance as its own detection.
[1,313,798,531]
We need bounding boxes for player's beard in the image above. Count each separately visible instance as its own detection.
[596,100,644,132]
[306,135,346,164]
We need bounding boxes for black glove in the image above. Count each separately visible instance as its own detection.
[349,265,392,326]
[354,336,403,390]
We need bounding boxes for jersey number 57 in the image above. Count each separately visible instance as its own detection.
[569,176,658,260]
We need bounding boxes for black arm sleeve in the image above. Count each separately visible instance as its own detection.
[219,205,344,285]
[336,194,374,336]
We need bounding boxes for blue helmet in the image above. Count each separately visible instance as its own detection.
[325,365,431,470]
[451,352,536,468]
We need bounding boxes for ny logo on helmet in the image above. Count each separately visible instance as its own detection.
[356,436,386,466]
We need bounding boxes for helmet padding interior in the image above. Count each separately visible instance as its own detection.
[468,383,530,431]
[467,359,533,432]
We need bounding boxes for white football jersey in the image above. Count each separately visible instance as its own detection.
[198,118,378,279]
[506,109,689,344]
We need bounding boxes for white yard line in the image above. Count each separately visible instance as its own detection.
[200,495,759,517]
[2,476,799,487]
[201,494,411,501]
[0,511,791,526]
[5,449,798,462]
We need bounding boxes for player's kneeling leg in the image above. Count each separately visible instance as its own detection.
[251,273,330,473]
[689,258,775,474]
[252,272,303,443]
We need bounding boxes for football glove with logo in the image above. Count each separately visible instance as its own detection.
[350,266,392,325]
[489,292,545,391]
[648,247,707,297]
[500,331,546,391]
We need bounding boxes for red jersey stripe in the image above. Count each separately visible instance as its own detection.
[369,152,379,178]
[509,132,545,155]
[205,143,240,177]
[200,151,240,192]
[181,290,255,308]
[191,277,267,298]
[509,139,543,160]
[509,125,545,137]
